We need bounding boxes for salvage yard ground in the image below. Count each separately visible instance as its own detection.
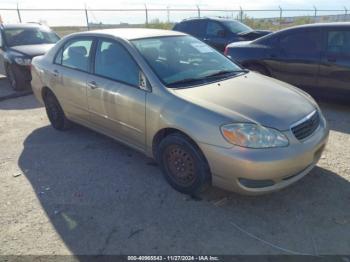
[0,78,349,255]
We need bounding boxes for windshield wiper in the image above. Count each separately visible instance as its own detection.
[167,69,249,88]
[167,77,205,88]
[204,69,248,79]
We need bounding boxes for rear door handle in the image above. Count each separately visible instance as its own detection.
[327,56,337,63]
[87,81,99,89]
[51,69,59,77]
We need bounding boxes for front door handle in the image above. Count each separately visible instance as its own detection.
[87,81,98,89]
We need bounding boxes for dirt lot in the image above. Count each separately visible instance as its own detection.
[0,78,349,255]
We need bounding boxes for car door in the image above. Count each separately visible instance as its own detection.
[50,37,93,124]
[87,38,146,151]
[204,21,229,52]
[318,28,350,101]
[273,29,322,92]
[0,30,6,76]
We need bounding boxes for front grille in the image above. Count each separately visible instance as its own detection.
[291,110,320,140]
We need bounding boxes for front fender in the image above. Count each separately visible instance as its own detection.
[145,91,233,156]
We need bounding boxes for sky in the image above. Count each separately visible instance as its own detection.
[0,0,349,26]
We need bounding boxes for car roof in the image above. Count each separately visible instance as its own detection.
[280,22,350,32]
[1,23,44,29]
[72,28,186,40]
[253,22,350,43]
[180,17,237,23]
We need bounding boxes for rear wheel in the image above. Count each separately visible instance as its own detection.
[247,64,270,76]
[157,133,211,195]
[43,90,71,131]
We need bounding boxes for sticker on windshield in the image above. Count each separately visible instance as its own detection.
[190,43,214,53]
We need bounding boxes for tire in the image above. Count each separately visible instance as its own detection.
[247,64,270,76]
[43,90,71,131]
[6,64,30,91]
[157,133,211,195]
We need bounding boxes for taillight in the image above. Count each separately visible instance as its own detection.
[224,45,228,56]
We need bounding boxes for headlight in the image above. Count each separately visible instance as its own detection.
[14,57,31,66]
[221,123,289,148]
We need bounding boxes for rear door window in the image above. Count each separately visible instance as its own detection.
[180,20,206,38]
[206,21,225,37]
[280,30,322,56]
[176,21,192,34]
[173,22,185,31]
[61,39,93,72]
[256,33,280,47]
[327,30,350,55]
[192,20,207,38]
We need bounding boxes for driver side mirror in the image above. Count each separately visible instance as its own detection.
[139,71,151,92]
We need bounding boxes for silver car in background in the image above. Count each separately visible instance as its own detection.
[31,28,329,195]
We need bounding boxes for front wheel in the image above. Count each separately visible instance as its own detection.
[44,90,71,131]
[157,133,211,195]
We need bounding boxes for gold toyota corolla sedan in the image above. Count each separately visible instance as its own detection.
[31,28,329,195]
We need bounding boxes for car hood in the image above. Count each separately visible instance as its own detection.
[172,72,316,131]
[227,41,252,47]
[238,29,272,36]
[237,30,272,40]
[9,44,55,58]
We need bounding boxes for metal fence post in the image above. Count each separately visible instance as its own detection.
[345,6,348,21]
[279,6,282,28]
[167,6,170,23]
[5,6,350,28]
[85,5,90,30]
[196,5,200,18]
[144,4,148,25]
[239,6,243,22]
[17,3,22,23]
[313,5,317,21]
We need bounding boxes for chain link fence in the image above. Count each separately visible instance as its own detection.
[0,5,349,35]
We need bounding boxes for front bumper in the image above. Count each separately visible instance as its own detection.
[12,63,32,82]
[199,115,329,195]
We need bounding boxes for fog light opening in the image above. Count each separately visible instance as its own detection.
[239,178,275,188]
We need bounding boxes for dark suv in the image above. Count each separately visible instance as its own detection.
[0,23,60,90]
[224,23,350,103]
[173,17,271,52]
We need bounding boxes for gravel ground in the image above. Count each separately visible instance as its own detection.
[0,92,349,255]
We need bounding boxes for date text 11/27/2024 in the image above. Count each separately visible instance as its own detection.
[127,256,219,261]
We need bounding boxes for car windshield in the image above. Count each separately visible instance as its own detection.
[132,35,245,88]
[222,20,252,34]
[4,27,59,47]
